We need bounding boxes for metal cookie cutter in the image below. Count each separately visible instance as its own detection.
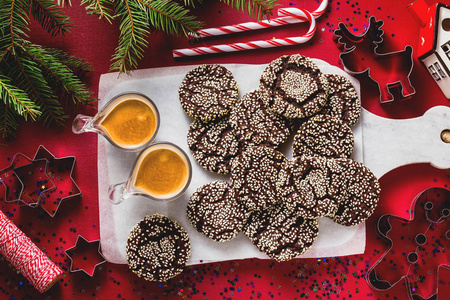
[65,235,106,277]
[0,146,81,217]
[0,153,32,205]
[366,187,450,299]
[33,146,82,217]
[6,153,56,208]
[333,16,415,103]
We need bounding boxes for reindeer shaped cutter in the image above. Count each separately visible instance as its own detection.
[334,17,415,103]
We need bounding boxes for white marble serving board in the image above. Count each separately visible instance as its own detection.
[361,105,450,178]
[96,61,450,266]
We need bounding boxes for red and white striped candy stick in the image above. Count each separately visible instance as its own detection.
[192,0,327,38]
[0,210,63,293]
[173,8,315,58]
[278,0,328,19]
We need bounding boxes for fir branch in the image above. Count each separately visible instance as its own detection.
[30,0,73,37]
[110,0,150,74]
[20,43,93,107]
[12,49,67,126]
[0,0,31,47]
[0,0,93,138]
[137,0,203,37]
[56,0,71,7]
[81,0,114,23]
[44,46,93,76]
[0,47,12,64]
[0,73,41,119]
[181,0,199,8]
[219,0,278,20]
[0,101,18,138]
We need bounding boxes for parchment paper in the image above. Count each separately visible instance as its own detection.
[98,61,366,265]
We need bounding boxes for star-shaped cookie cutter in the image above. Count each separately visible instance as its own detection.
[33,145,82,217]
[334,16,415,103]
[366,187,449,299]
[1,152,56,208]
[65,235,106,277]
[0,153,30,205]
[0,146,81,217]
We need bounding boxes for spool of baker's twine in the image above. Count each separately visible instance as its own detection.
[0,210,63,293]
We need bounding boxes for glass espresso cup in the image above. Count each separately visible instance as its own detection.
[72,93,160,152]
[108,142,192,204]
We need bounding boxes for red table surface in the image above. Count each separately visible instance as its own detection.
[1,0,449,299]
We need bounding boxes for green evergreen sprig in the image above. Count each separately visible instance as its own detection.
[0,0,93,139]
[81,0,278,74]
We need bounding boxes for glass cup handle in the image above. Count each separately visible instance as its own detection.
[108,182,127,205]
[72,114,95,134]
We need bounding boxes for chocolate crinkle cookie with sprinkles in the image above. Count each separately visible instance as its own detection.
[276,155,339,219]
[292,114,354,158]
[243,204,319,262]
[187,118,241,174]
[187,181,249,242]
[126,214,191,282]
[228,90,292,149]
[259,54,329,119]
[231,145,287,212]
[178,64,239,122]
[320,74,361,127]
[331,158,380,226]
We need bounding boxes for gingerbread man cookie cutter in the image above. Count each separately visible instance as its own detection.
[366,187,449,299]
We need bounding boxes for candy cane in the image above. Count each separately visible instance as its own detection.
[0,210,63,293]
[192,0,327,38]
[279,0,328,19]
[173,8,315,57]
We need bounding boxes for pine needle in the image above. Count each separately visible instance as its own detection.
[138,0,203,37]
[219,0,278,20]
[0,74,41,119]
[30,0,73,37]
[110,0,150,74]
[81,0,114,23]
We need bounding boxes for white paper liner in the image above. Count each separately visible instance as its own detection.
[98,61,366,265]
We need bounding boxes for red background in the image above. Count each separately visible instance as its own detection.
[0,0,449,299]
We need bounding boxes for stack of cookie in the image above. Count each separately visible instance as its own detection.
[179,54,380,262]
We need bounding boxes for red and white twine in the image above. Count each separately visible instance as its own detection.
[0,210,63,293]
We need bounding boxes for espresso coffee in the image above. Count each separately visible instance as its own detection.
[132,143,191,200]
[99,94,158,150]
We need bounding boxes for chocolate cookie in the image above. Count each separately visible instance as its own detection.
[187,118,241,174]
[178,64,239,122]
[321,74,361,127]
[292,114,354,158]
[228,90,292,148]
[243,204,319,262]
[276,155,339,218]
[332,158,380,226]
[186,181,248,242]
[259,54,329,119]
[230,146,287,212]
[126,214,191,282]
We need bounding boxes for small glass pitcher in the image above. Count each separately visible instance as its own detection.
[108,142,192,204]
[72,92,160,152]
